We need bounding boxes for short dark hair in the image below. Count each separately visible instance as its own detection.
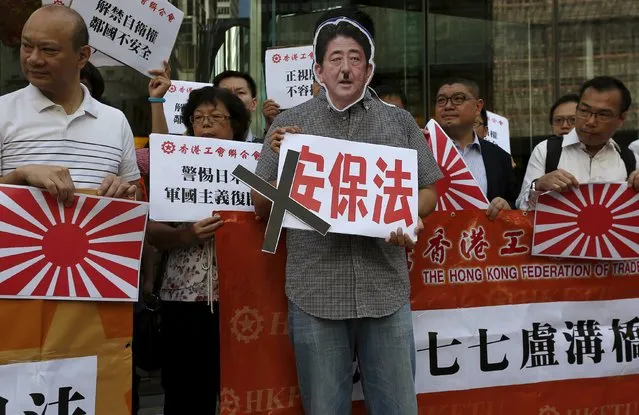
[374,84,407,108]
[80,61,104,100]
[314,12,374,66]
[480,107,488,126]
[548,94,579,125]
[438,77,480,98]
[314,7,375,39]
[578,76,632,114]
[182,87,250,140]
[41,5,89,50]
[212,70,257,98]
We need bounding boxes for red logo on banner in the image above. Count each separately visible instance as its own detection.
[533,183,639,260]
[0,186,147,300]
[425,120,489,211]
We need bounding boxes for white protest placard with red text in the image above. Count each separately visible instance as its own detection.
[72,0,183,77]
[265,45,315,109]
[486,110,511,154]
[149,134,262,222]
[163,80,212,135]
[278,134,419,239]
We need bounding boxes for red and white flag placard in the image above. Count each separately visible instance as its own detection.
[533,183,639,260]
[425,120,489,211]
[0,185,148,301]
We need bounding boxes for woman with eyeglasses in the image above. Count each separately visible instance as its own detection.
[146,87,250,414]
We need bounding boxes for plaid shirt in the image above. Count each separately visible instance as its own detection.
[255,89,442,320]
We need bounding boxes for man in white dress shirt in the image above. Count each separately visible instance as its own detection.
[0,5,140,205]
[517,76,639,210]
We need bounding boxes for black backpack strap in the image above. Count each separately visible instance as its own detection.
[545,136,564,174]
[618,145,636,178]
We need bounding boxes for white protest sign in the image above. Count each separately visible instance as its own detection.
[278,134,419,239]
[149,134,262,221]
[265,45,315,109]
[163,81,212,134]
[89,47,123,67]
[486,110,511,154]
[0,356,97,413]
[72,0,184,77]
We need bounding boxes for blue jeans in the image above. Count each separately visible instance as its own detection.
[288,301,417,415]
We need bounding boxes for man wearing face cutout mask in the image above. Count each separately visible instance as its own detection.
[253,8,441,415]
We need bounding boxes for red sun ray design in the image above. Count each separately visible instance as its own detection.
[0,185,148,301]
[533,183,639,260]
[425,120,489,211]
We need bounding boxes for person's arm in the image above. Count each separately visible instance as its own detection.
[516,141,547,210]
[418,185,437,217]
[146,214,224,251]
[148,61,171,135]
[253,115,292,220]
[1,165,75,206]
[387,113,443,249]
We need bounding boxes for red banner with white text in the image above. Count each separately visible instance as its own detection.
[217,211,639,415]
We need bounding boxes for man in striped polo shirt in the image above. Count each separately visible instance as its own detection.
[0,5,140,204]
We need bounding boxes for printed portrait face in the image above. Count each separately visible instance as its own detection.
[313,17,375,112]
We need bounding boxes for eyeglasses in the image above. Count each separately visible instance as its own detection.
[551,116,576,126]
[576,105,617,123]
[436,93,474,107]
[190,114,230,125]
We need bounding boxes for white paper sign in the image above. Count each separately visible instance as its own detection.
[89,47,123,67]
[149,134,262,221]
[72,0,184,77]
[265,45,315,109]
[163,80,213,134]
[486,110,511,154]
[0,356,97,413]
[278,134,419,239]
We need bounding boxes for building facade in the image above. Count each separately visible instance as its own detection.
[1,0,637,175]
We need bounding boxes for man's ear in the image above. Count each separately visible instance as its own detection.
[78,45,91,69]
[476,99,484,116]
[313,62,324,85]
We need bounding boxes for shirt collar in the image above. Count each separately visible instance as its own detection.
[318,86,374,112]
[564,127,620,152]
[453,133,482,153]
[27,83,100,118]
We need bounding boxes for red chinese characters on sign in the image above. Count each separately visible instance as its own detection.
[289,149,415,227]
[291,146,325,212]
[179,144,188,154]
[372,158,413,227]
[190,145,200,155]
[423,228,452,265]
[500,230,528,256]
[216,147,225,157]
[328,153,368,221]
[143,0,176,23]
[460,226,490,260]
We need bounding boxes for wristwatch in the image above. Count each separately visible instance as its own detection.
[530,179,538,192]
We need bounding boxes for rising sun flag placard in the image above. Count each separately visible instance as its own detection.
[0,185,148,301]
[533,183,639,260]
[425,120,489,211]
